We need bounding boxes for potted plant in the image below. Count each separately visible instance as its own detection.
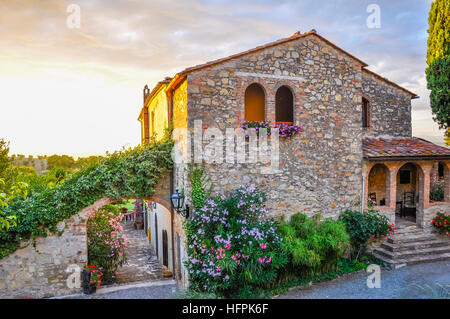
[162,268,173,278]
[83,265,103,294]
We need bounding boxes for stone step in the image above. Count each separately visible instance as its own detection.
[374,245,450,260]
[394,227,421,235]
[373,251,450,269]
[387,233,437,244]
[381,239,450,252]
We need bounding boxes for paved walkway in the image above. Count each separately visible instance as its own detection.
[114,223,166,284]
[275,260,450,299]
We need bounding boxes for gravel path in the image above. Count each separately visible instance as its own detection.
[276,261,450,299]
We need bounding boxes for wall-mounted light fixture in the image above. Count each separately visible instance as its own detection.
[170,189,189,218]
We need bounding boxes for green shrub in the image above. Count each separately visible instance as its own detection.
[277,213,350,281]
[432,212,449,236]
[430,186,444,202]
[87,204,127,284]
[184,185,287,298]
[339,208,395,261]
[0,138,173,259]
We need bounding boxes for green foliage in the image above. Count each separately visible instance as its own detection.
[46,154,75,170]
[188,165,212,210]
[74,156,104,170]
[432,212,449,235]
[426,56,450,135]
[427,1,450,143]
[426,0,449,67]
[339,208,395,261]
[0,138,173,259]
[277,213,350,281]
[87,204,127,284]
[184,185,287,298]
[0,178,28,232]
[0,139,11,177]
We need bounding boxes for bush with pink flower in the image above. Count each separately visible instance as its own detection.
[184,185,287,298]
[241,121,303,138]
[87,204,127,284]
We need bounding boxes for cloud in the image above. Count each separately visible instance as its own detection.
[0,0,446,155]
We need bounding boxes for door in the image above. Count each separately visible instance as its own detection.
[162,230,169,267]
[154,214,158,258]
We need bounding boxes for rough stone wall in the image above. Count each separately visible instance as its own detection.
[423,204,450,231]
[0,198,113,299]
[362,70,412,138]
[368,164,388,206]
[183,35,364,220]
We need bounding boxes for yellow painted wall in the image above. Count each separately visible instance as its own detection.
[172,79,188,129]
[146,84,169,141]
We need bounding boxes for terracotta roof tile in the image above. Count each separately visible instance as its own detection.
[363,137,450,160]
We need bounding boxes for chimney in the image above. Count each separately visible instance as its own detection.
[143,85,150,104]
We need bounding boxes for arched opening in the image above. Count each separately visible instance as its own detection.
[368,164,390,206]
[396,163,424,225]
[431,162,448,202]
[82,195,173,289]
[362,97,370,128]
[275,85,294,124]
[244,83,265,122]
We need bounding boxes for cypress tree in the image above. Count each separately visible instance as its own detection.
[426,0,450,145]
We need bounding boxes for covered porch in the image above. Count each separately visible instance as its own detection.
[363,137,450,229]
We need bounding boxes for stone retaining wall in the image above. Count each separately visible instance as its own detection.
[0,198,112,299]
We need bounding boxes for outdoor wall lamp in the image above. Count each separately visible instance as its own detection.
[171,189,189,218]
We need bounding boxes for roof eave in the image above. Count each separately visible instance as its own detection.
[362,68,419,99]
[364,155,450,162]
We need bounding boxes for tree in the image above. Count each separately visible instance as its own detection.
[46,154,75,170]
[426,0,450,145]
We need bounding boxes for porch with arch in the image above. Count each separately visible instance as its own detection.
[362,137,450,229]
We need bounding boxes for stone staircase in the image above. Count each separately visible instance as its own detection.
[373,224,450,269]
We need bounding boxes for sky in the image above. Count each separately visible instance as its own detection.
[0,0,444,157]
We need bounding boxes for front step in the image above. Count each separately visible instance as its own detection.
[387,233,436,244]
[375,245,450,259]
[374,228,450,268]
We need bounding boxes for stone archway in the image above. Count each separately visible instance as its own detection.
[395,162,425,226]
[0,172,174,299]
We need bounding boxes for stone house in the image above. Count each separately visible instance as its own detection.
[138,30,450,281]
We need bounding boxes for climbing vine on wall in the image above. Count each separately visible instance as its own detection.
[0,137,174,259]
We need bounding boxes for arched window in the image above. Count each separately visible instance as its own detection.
[244,83,265,122]
[275,86,294,124]
[362,97,370,128]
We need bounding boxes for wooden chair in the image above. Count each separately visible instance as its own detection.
[402,192,416,217]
